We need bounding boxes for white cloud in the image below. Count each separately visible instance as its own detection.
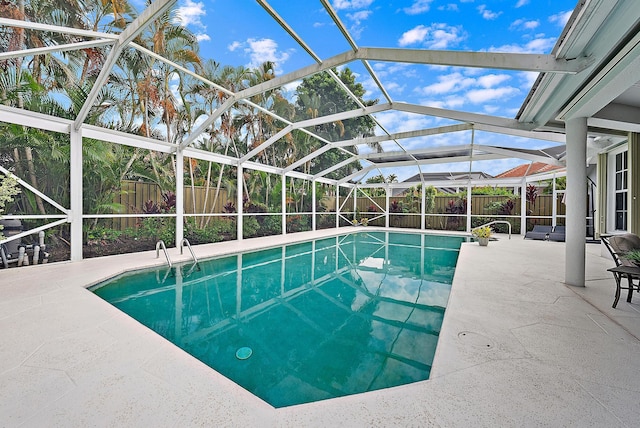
[476,73,511,88]
[174,0,206,28]
[489,36,556,53]
[228,41,242,52]
[332,0,373,10]
[196,34,210,42]
[346,10,372,38]
[467,86,518,103]
[399,23,466,49]
[245,38,291,69]
[477,5,502,20]
[420,72,475,94]
[510,18,539,31]
[399,26,429,46]
[228,39,293,70]
[515,0,529,7]
[348,10,371,22]
[549,10,572,27]
[438,4,459,12]
[403,0,434,15]
[373,110,434,134]
[520,71,539,90]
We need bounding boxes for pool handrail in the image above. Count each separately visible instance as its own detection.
[472,221,512,239]
[155,240,172,268]
[180,238,198,263]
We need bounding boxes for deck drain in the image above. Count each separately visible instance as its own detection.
[458,331,495,349]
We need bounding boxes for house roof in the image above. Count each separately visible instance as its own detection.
[495,162,565,179]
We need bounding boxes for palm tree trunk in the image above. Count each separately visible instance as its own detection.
[24,147,46,215]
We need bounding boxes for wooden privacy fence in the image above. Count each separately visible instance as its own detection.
[113,181,231,230]
[113,181,565,232]
[343,194,566,231]
[344,195,564,215]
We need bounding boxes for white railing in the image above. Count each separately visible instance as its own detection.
[472,220,512,239]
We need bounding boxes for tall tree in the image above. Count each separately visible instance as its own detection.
[294,68,377,179]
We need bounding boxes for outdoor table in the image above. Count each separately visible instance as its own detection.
[607,265,640,308]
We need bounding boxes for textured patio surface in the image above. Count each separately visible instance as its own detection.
[1,228,639,427]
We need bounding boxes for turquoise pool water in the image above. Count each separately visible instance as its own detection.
[91,231,464,407]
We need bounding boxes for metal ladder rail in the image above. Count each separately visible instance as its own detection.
[471,220,512,239]
[155,240,173,268]
[180,238,198,263]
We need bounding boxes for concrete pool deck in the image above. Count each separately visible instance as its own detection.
[1,228,640,427]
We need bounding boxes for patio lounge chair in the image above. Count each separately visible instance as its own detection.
[601,233,640,307]
[524,225,552,240]
[548,225,566,242]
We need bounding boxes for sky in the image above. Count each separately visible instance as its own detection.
[144,0,578,180]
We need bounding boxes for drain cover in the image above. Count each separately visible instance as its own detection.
[236,347,253,360]
[458,331,495,349]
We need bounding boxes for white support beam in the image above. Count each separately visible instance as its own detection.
[393,102,535,131]
[74,0,177,129]
[284,144,334,173]
[472,123,566,143]
[293,103,389,129]
[363,144,472,162]
[0,167,68,214]
[0,39,114,61]
[82,125,175,153]
[314,156,359,179]
[357,47,593,73]
[479,145,564,166]
[180,96,236,149]
[240,125,293,162]
[183,147,239,167]
[352,153,505,175]
[0,17,120,40]
[0,105,71,134]
[234,50,358,101]
[234,46,590,103]
[356,124,472,148]
[242,160,283,176]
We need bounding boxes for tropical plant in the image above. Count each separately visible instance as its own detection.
[623,249,640,266]
[472,225,492,238]
[0,175,21,239]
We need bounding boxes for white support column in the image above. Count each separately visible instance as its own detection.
[466,185,472,232]
[551,175,558,227]
[421,184,426,230]
[335,187,340,228]
[175,149,184,247]
[353,186,358,222]
[565,117,587,287]
[237,164,243,241]
[520,178,527,236]
[282,175,287,235]
[312,180,317,231]
[69,128,83,262]
[385,187,390,228]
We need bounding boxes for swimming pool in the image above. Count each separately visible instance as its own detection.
[91,231,464,407]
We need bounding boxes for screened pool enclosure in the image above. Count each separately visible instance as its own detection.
[2,0,640,287]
